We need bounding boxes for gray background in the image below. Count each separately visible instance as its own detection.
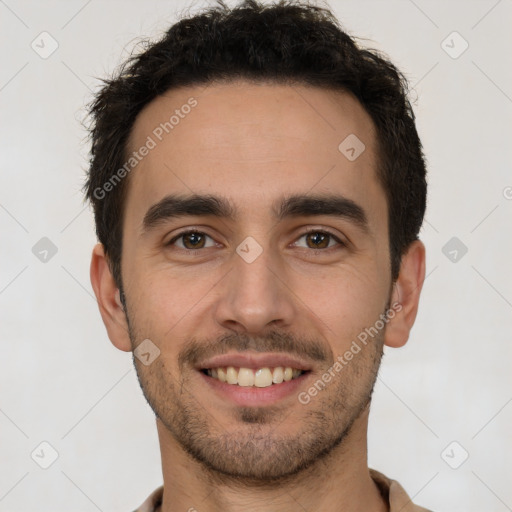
[1,0,511,510]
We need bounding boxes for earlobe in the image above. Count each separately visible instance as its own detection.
[89,243,132,352]
[384,240,426,348]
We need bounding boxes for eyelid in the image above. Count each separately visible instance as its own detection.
[292,227,347,249]
[166,226,347,251]
[166,228,217,248]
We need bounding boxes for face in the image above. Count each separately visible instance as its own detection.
[119,80,393,481]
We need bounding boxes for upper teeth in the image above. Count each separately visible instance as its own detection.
[205,366,303,387]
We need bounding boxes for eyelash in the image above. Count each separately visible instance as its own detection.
[166,228,346,253]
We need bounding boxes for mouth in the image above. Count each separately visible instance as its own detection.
[195,352,314,406]
[201,366,309,388]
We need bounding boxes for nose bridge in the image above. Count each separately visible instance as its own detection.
[237,238,276,292]
[215,236,294,332]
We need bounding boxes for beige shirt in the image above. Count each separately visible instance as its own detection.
[132,468,433,511]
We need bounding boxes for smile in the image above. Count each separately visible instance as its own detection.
[202,366,307,388]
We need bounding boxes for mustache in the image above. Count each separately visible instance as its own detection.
[179,330,331,370]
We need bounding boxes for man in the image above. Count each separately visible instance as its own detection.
[85,0,431,510]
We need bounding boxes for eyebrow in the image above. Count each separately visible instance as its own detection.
[141,192,371,236]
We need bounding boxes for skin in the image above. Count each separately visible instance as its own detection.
[90,80,426,512]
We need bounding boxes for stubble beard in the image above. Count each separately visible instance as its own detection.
[126,311,385,484]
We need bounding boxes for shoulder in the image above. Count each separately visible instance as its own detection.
[370,468,435,512]
[132,485,164,512]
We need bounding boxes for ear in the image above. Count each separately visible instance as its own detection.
[89,243,132,352]
[384,239,426,348]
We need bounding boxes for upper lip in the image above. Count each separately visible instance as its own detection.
[196,352,314,371]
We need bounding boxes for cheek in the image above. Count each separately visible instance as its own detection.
[127,266,216,337]
[296,264,387,349]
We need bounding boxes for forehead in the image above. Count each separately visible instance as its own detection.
[124,80,385,234]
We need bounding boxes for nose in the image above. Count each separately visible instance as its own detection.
[213,240,297,335]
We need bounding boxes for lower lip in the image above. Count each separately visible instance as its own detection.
[198,370,311,407]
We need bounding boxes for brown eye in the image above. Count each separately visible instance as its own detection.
[182,232,205,249]
[167,231,215,250]
[306,232,329,249]
[295,230,345,250]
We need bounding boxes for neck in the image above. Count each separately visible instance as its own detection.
[156,406,388,512]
